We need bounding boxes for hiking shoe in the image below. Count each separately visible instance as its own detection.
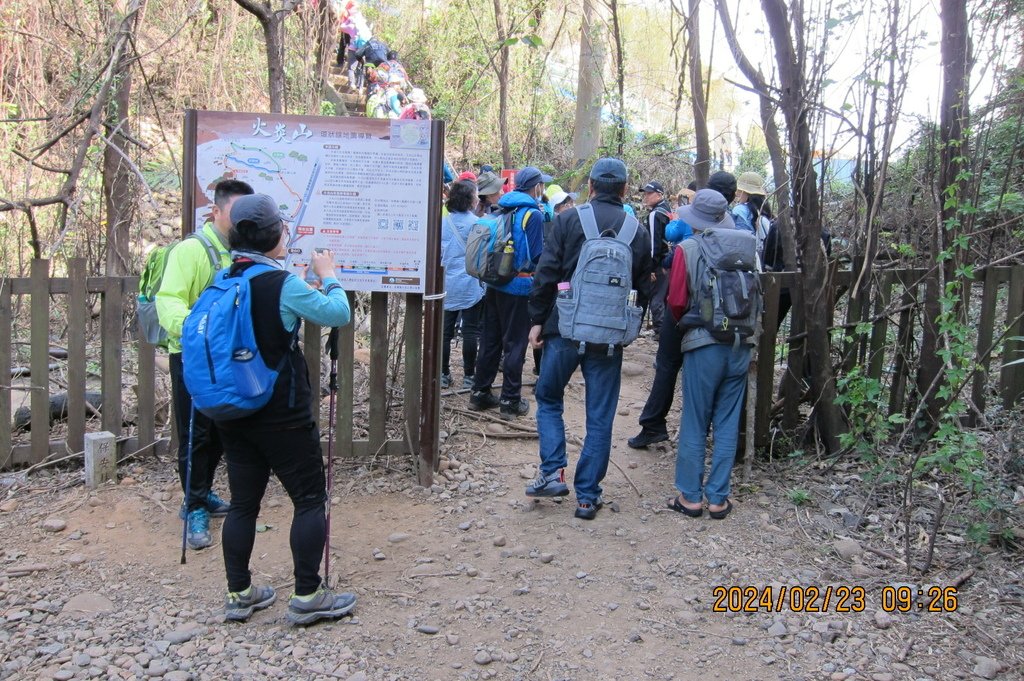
[186,508,212,550]
[441,373,452,389]
[206,491,231,517]
[224,584,276,622]
[499,398,530,420]
[574,498,604,520]
[462,375,475,390]
[525,469,569,497]
[627,429,669,449]
[286,585,357,626]
[468,390,500,411]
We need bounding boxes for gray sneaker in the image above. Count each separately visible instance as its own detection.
[525,468,569,497]
[286,585,357,625]
[224,584,276,622]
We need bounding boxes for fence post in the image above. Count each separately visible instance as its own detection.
[0,279,11,468]
[30,260,50,465]
[1000,266,1024,410]
[67,259,88,453]
[101,278,124,437]
[368,293,388,452]
[84,431,117,488]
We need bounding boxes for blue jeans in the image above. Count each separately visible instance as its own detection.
[535,336,622,505]
[675,343,752,506]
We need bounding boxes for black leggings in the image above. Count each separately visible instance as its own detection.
[169,353,223,511]
[442,301,483,377]
[219,422,327,596]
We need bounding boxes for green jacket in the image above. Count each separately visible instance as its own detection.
[155,223,232,354]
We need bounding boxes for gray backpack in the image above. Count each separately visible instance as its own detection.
[556,203,642,353]
[678,227,762,346]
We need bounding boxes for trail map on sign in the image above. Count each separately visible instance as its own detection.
[188,111,435,293]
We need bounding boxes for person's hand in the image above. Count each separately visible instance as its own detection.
[528,324,544,349]
[311,249,337,280]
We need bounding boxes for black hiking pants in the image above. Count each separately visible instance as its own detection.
[637,307,684,436]
[473,287,530,402]
[169,352,224,512]
[219,422,326,596]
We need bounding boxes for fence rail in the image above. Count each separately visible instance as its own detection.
[1,261,1022,471]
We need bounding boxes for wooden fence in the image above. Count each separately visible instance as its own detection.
[2,262,1022,471]
[0,258,430,474]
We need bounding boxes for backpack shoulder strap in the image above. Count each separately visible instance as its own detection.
[576,203,599,240]
[617,214,639,246]
[188,231,222,272]
[444,216,466,249]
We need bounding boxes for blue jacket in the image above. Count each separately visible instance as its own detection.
[491,191,544,297]
[441,212,485,311]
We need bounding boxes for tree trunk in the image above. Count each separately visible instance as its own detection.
[916,0,971,430]
[235,0,299,114]
[608,0,626,156]
[686,0,710,186]
[761,0,846,454]
[493,0,513,168]
[102,10,138,277]
[572,0,604,167]
[313,0,334,107]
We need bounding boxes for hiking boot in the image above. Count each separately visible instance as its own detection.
[627,428,669,449]
[574,497,604,520]
[206,491,231,517]
[186,508,212,550]
[468,390,500,411]
[499,397,530,420]
[440,373,452,389]
[525,469,569,497]
[286,584,357,626]
[224,584,276,622]
[462,375,475,390]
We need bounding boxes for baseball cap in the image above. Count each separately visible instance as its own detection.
[677,189,736,231]
[549,186,577,207]
[457,171,478,182]
[230,194,291,230]
[641,181,665,194]
[514,166,553,191]
[589,157,628,182]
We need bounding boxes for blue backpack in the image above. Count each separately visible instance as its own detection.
[182,264,293,420]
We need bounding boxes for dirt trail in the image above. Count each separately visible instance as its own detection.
[0,337,1019,680]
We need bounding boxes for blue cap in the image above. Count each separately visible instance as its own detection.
[514,166,553,191]
[589,157,628,182]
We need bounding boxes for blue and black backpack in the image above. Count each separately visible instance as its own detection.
[181,264,294,420]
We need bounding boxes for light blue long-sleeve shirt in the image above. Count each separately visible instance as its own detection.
[233,251,351,331]
[441,212,485,311]
[731,203,756,233]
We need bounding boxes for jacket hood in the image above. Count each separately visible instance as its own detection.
[498,190,541,210]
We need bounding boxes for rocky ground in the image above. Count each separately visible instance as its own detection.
[1,337,1021,681]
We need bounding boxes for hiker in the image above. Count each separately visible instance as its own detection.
[399,88,431,120]
[640,180,673,338]
[628,172,735,449]
[441,180,484,390]
[547,185,577,216]
[156,179,253,550]
[665,189,755,520]
[383,74,406,118]
[468,166,548,419]
[731,172,767,238]
[215,194,357,625]
[526,157,654,520]
[383,50,410,89]
[475,170,503,217]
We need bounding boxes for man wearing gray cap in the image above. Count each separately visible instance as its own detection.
[469,166,549,419]
[665,189,754,520]
[526,157,654,520]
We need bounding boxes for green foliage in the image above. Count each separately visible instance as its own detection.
[787,489,811,505]
[735,146,770,176]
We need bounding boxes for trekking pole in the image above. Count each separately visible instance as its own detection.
[323,326,340,587]
[180,402,196,565]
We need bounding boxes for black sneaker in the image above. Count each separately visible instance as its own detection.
[627,429,669,449]
[499,398,530,420]
[468,390,500,411]
[574,498,604,520]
